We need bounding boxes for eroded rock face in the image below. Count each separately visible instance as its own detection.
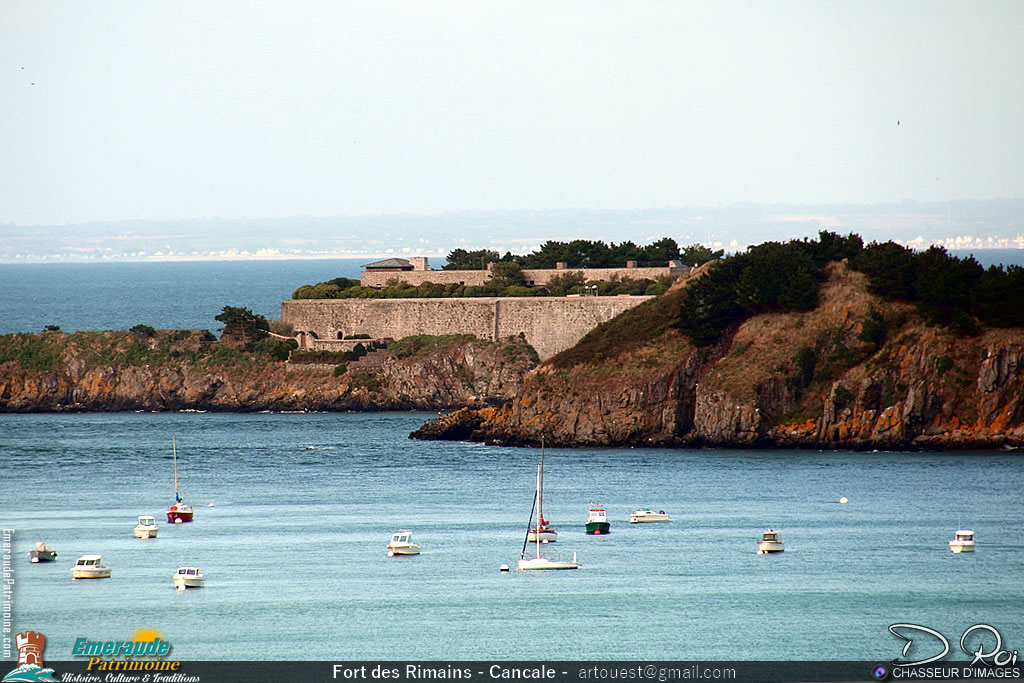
[0,332,537,413]
[411,263,1024,450]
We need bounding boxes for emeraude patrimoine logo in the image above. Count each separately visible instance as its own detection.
[1,631,58,683]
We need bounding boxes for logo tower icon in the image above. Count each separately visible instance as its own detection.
[15,632,44,667]
[3,631,58,682]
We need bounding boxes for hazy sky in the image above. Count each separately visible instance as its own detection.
[3,1,1022,226]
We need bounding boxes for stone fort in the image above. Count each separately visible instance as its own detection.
[281,295,651,361]
[281,257,691,361]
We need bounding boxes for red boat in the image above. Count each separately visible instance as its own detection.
[167,434,194,523]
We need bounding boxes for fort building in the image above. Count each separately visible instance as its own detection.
[359,256,689,289]
[281,295,653,361]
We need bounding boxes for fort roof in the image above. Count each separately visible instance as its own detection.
[363,258,413,270]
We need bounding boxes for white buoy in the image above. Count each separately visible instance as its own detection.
[839,497,848,504]
[499,564,510,572]
[174,518,183,524]
[208,503,215,507]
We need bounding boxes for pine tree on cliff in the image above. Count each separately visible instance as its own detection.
[216,306,269,346]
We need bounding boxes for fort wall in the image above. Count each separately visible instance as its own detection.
[280,296,651,361]
[359,264,688,288]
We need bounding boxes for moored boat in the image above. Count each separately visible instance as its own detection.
[386,530,421,557]
[526,441,557,543]
[29,542,57,563]
[629,508,671,523]
[949,529,976,553]
[134,515,159,539]
[167,434,194,524]
[757,528,785,554]
[585,507,610,535]
[173,565,205,589]
[72,554,112,579]
[518,443,579,571]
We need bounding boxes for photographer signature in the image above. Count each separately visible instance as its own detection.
[889,623,1019,667]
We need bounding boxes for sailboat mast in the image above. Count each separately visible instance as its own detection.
[538,439,544,525]
[535,458,542,556]
[172,433,178,495]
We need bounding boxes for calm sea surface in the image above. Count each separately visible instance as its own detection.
[0,259,365,335]
[3,412,1024,661]
[2,257,1024,662]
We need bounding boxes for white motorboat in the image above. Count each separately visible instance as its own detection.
[949,529,976,553]
[173,565,205,589]
[386,530,421,557]
[630,508,671,523]
[134,515,159,539]
[72,554,112,579]
[757,528,785,554]
[518,441,579,571]
[29,541,57,563]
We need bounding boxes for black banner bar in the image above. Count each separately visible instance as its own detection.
[29,660,1005,683]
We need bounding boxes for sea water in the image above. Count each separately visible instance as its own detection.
[0,259,365,335]
[3,411,1023,661]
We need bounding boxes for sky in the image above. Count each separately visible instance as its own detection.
[2,1,1023,229]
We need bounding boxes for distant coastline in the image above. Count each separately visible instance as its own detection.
[3,201,1023,264]
[2,246,1022,268]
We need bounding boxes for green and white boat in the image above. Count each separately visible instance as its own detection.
[585,507,610,535]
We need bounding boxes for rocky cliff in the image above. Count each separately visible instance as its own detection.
[0,330,537,412]
[411,262,1024,449]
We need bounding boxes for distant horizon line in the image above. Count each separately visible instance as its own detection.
[2,245,1023,266]
[4,197,1024,228]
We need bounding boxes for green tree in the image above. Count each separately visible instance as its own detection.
[914,246,983,330]
[640,237,682,266]
[850,241,917,300]
[488,262,527,289]
[443,249,501,270]
[215,306,269,344]
[973,265,1024,328]
[678,244,724,267]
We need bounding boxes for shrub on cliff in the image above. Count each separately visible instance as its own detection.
[388,334,478,359]
[0,334,62,372]
[674,233,860,347]
[849,242,1024,333]
[250,337,298,361]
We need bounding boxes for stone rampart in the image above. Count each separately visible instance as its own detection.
[280,296,651,361]
[359,265,688,288]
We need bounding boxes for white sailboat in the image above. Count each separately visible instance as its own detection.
[518,441,578,571]
[526,441,557,543]
[166,434,194,524]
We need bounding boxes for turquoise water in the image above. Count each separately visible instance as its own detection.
[4,411,1023,661]
[0,260,365,334]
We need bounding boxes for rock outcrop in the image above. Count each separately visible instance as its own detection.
[0,331,537,413]
[412,263,1024,450]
